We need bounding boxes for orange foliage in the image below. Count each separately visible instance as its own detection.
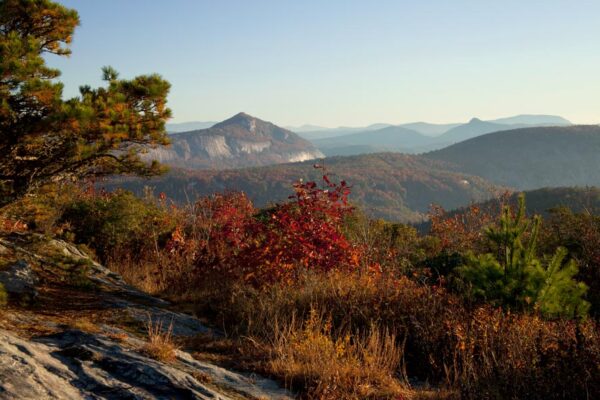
[428,200,500,254]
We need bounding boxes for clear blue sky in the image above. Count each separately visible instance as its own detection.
[48,0,600,126]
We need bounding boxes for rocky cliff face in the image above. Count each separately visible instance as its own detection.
[146,112,324,170]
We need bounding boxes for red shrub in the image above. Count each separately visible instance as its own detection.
[166,168,361,287]
[242,174,359,284]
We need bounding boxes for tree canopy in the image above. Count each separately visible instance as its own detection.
[0,0,171,207]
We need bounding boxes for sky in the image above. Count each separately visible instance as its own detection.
[48,0,600,127]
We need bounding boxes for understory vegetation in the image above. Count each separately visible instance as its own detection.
[3,171,599,400]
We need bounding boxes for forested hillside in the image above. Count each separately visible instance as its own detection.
[112,153,502,222]
[425,125,600,189]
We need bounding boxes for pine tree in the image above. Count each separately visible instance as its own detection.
[457,194,589,318]
[536,247,589,318]
[0,0,172,207]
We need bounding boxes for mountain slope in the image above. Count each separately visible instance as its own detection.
[398,122,462,136]
[295,123,394,140]
[438,118,522,144]
[146,113,324,169]
[425,125,600,189]
[479,186,600,216]
[416,186,600,232]
[113,153,502,222]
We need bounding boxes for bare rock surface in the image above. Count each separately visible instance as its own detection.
[0,260,38,300]
[0,235,294,400]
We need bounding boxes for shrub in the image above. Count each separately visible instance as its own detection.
[90,179,598,399]
[60,188,174,263]
[0,183,80,234]
[428,200,499,256]
[343,211,425,274]
[165,169,361,288]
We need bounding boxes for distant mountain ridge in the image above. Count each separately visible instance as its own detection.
[166,121,217,133]
[489,114,571,126]
[294,124,394,141]
[145,113,324,170]
[438,118,516,144]
[305,114,573,156]
[313,126,433,156]
[399,122,462,136]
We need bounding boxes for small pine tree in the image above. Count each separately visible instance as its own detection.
[457,194,589,318]
[536,247,589,318]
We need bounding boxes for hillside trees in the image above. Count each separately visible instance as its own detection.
[0,0,171,207]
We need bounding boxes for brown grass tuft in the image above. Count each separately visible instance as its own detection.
[142,317,179,363]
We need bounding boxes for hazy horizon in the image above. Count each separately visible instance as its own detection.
[48,0,600,126]
[167,113,582,129]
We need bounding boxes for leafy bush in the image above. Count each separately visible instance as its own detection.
[343,211,426,274]
[457,195,589,318]
[60,188,174,263]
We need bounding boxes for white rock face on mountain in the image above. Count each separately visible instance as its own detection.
[287,150,323,162]
[144,112,324,169]
[236,139,271,154]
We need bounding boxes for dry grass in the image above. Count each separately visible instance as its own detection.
[107,253,166,295]
[106,241,600,399]
[70,317,101,333]
[142,316,179,363]
[106,331,129,343]
[268,308,407,400]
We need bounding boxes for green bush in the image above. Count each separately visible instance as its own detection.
[60,189,174,263]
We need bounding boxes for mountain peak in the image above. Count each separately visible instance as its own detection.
[213,112,264,133]
[146,113,324,169]
[221,112,256,124]
[232,111,253,119]
[469,117,483,123]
